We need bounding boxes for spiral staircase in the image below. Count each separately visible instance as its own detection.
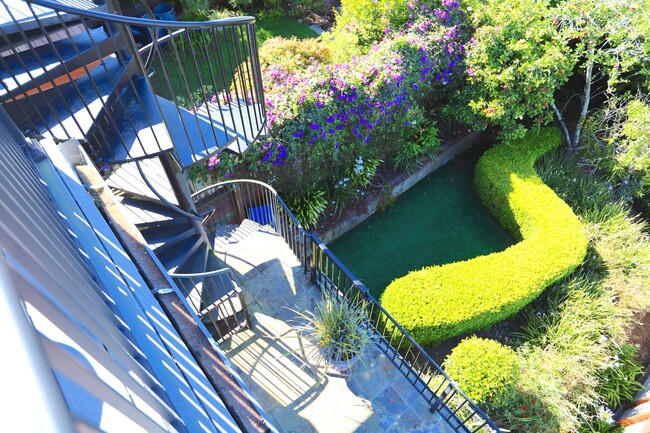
[0,0,267,340]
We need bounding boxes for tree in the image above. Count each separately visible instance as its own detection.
[460,0,574,141]
[460,0,649,150]
[552,0,650,154]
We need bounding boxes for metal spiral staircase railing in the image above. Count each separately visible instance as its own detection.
[0,0,267,342]
[1,0,266,165]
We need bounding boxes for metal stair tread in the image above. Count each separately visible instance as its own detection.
[4,54,124,140]
[158,97,266,168]
[146,226,197,252]
[116,196,182,226]
[0,25,112,96]
[0,0,105,35]
[96,77,174,164]
[161,235,207,273]
[106,158,178,205]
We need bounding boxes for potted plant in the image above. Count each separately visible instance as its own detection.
[292,294,372,376]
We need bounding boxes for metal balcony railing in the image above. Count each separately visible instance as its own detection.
[191,179,502,433]
[0,0,266,167]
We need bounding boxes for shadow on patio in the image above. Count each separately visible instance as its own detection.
[213,220,456,433]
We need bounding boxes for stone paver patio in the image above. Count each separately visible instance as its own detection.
[212,221,456,433]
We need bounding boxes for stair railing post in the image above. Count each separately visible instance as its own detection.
[159,153,210,246]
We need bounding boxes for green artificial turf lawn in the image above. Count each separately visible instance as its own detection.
[330,142,514,300]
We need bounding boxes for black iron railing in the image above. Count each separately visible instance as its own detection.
[0,0,265,167]
[170,267,252,344]
[191,179,501,433]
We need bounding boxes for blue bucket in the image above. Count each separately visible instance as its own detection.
[153,3,176,40]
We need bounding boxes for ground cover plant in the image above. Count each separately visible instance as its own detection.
[380,128,587,344]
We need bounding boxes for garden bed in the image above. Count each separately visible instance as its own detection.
[314,131,482,243]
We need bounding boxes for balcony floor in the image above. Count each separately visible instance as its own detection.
[213,221,456,433]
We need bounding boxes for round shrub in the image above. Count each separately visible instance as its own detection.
[444,337,519,407]
[380,128,588,345]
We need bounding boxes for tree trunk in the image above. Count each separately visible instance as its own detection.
[551,101,572,149]
[570,52,595,155]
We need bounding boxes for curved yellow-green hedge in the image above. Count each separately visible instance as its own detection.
[380,128,587,345]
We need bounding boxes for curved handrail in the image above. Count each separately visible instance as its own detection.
[169,267,232,278]
[192,179,278,198]
[192,179,305,231]
[28,0,255,28]
[134,160,202,221]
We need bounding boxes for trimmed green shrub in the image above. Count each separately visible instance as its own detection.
[380,128,588,344]
[444,336,520,408]
[259,36,331,71]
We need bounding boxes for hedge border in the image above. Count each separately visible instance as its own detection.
[379,128,588,345]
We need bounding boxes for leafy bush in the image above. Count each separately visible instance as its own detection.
[380,128,588,344]
[581,95,650,206]
[394,120,441,171]
[597,344,644,409]
[456,0,574,141]
[197,0,469,219]
[460,149,649,433]
[330,0,409,47]
[259,36,331,71]
[287,0,332,18]
[444,336,520,408]
[179,0,210,20]
[285,189,328,229]
[294,295,371,363]
[254,6,468,203]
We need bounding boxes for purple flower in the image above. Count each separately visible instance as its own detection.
[310,123,320,130]
[294,131,305,138]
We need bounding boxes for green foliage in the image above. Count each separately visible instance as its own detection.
[331,0,408,47]
[468,149,649,433]
[394,121,441,171]
[581,95,650,205]
[285,189,328,229]
[259,36,331,71]
[459,0,574,141]
[444,337,520,408]
[377,183,396,212]
[179,0,210,20]
[347,156,381,188]
[286,0,332,18]
[380,128,587,345]
[319,26,363,63]
[597,344,644,409]
[296,295,372,362]
[255,15,320,45]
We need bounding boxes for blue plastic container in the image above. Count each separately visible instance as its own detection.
[153,3,176,40]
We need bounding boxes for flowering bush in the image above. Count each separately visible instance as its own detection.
[192,0,469,224]
[251,0,468,202]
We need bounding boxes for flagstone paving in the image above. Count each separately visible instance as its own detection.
[213,221,458,433]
